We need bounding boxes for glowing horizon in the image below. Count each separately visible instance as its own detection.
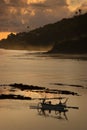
[0,32,16,40]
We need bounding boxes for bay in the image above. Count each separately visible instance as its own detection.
[0,49,87,130]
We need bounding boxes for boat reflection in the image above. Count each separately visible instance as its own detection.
[37,107,68,120]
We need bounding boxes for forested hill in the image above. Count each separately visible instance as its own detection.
[0,12,87,52]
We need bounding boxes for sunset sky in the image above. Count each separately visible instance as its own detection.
[0,0,87,39]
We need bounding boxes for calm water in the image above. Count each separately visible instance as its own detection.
[0,49,87,130]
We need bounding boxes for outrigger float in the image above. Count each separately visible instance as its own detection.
[30,97,79,111]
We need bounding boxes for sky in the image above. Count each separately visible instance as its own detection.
[0,0,87,39]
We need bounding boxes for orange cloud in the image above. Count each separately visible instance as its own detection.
[27,0,46,4]
[0,32,11,40]
[67,0,87,11]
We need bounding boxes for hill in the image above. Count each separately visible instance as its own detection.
[0,12,87,53]
[48,36,87,54]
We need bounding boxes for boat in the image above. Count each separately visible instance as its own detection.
[37,97,68,111]
[30,97,79,120]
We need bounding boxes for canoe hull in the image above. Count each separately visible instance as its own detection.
[40,103,67,111]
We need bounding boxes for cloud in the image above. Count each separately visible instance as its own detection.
[1,0,86,32]
[29,3,48,8]
[67,0,87,11]
[30,0,68,9]
[79,1,87,11]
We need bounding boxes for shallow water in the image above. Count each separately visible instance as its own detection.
[0,49,87,130]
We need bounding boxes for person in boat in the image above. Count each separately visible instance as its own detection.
[42,98,46,104]
[59,100,62,105]
[48,101,51,104]
[42,99,51,105]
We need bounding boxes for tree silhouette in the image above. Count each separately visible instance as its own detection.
[75,9,82,16]
[75,11,78,15]
[79,9,82,15]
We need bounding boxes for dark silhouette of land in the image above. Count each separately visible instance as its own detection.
[48,36,87,54]
[0,12,87,53]
[9,83,45,90]
[0,83,80,96]
[9,83,80,95]
[0,94,31,100]
[51,83,85,88]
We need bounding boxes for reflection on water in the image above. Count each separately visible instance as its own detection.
[30,102,69,121]
[0,49,87,130]
[37,108,68,120]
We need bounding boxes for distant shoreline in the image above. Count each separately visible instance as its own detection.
[42,53,87,60]
[0,48,87,60]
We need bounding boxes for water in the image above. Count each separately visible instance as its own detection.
[0,49,87,130]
